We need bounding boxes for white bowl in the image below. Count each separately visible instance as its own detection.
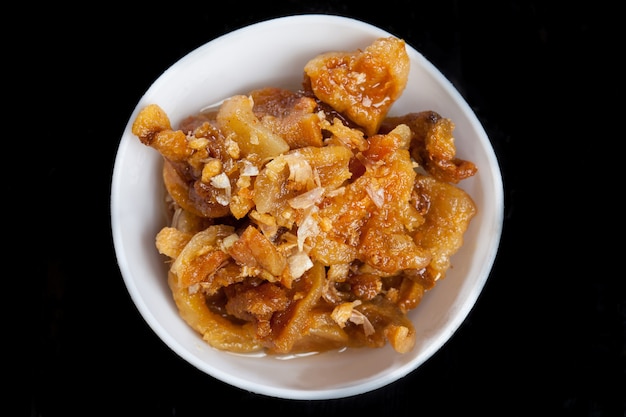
[111,14,504,400]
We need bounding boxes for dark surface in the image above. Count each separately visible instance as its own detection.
[27,1,622,416]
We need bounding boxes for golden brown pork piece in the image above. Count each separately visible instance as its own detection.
[380,111,478,184]
[411,174,477,282]
[304,36,410,137]
[250,87,324,148]
[131,104,192,162]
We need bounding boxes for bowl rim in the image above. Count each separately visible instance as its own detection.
[111,13,504,400]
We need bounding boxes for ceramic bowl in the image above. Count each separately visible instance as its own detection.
[111,14,504,400]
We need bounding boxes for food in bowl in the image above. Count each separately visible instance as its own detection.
[130,36,478,356]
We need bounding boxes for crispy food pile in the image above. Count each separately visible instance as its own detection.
[131,37,478,355]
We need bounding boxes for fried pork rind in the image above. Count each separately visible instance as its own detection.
[168,270,263,353]
[217,94,290,159]
[250,87,324,148]
[132,104,192,162]
[132,37,477,355]
[304,36,410,137]
[412,174,477,282]
[380,111,478,183]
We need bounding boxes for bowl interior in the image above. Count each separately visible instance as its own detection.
[111,14,504,400]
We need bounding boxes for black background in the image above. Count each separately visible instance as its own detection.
[25,1,623,416]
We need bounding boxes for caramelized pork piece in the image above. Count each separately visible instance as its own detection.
[380,111,478,183]
[304,36,410,137]
[310,125,430,274]
[227,225,287,280]
[131,104,192,162]
[167,270,262,353]
[250,87,324,148]
[412,174,477,282]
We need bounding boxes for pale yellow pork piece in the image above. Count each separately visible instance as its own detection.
[216,94,290,159]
